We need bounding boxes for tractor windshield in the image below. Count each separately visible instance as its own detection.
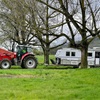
[27,47,33,53]
[16,45,33,53]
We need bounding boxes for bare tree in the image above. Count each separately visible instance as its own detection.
[37,0,100,68]
[0,0,66,64]
[0,0,37,48]
[21,0,67,64]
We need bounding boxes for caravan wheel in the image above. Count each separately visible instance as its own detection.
[78,63,81,68]
[56,58,61,64]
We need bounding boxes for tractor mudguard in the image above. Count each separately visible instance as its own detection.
[21,53,35,63]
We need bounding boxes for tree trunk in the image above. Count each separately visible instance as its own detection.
[42,0,50,65]
[44,48,49,65]
[81,47,88,68]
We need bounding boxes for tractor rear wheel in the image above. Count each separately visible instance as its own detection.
[22,55,37,69]
[0,59,11,69]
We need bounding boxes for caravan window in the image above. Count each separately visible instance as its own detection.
[71,52,75,56]
[66,52,70,56]
[88,53,92,57]
[95,52,100,58]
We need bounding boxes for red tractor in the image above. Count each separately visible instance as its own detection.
[0,45,38,69]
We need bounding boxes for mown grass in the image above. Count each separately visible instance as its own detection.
[0,55,100,100]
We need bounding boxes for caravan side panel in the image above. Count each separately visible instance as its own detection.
[55,48,81,65]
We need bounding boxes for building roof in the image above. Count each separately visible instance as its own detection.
[89,36,100,48]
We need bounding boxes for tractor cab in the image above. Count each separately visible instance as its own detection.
[16,45,33,60]
[15,45,37,69]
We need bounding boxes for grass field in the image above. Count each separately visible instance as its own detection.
[0,55,100,100]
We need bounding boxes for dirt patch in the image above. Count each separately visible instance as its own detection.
[0,74,34,78]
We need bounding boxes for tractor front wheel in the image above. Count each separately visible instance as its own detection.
[22,56,37,69]
[0,59,11,69]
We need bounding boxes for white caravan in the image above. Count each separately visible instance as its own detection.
[55,47,100,67]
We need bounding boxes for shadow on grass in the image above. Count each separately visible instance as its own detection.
[10,64,76,70]
[38,64,75,70]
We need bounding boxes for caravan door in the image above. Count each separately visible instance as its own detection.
[95,52,100,65]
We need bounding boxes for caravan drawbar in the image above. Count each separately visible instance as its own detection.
[55,47,100,67]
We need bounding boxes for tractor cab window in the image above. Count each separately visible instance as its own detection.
[22,47,27,53]
[27,47,33,53]
[16,45,33,54]
[16,46,27,59]
[17,46,26,53]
